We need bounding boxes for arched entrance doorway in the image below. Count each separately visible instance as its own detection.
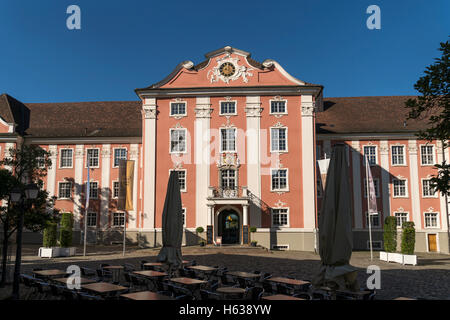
[218,209,240,244]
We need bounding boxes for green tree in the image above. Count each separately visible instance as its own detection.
[405,40,450,196]
[0,145,58,287]
[401,222,416,255]
[383,216,397,253]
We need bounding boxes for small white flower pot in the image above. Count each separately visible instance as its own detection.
[402,254,417,266]
[379,251,388,261]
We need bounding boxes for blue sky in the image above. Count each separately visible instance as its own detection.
[0,0,448,102]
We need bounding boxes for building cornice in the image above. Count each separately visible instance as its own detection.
[317,132,422,140]
[23,136,142,145]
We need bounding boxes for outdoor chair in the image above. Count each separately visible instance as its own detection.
[275,283,293,295]
[123,263,136,273]
[20,274,36,299]
[155,281,174,297]
[206,279,219,292]
[172,285,195,300]
[293,293,312,300]
[35,282,52,300]
[243,287,264,300]
[130,274,148,291]
[62,288,79,300]
[49,284,66,300]
[140,260,149,270]
[80,267,97,278]
[199,289,221,300]
[262,281,275,294]
[78,292,104,301]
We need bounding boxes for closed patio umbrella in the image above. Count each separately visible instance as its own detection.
[157,171,183,274]
[312,144,359,292]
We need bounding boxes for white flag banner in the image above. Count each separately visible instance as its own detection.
[365,155,377,215]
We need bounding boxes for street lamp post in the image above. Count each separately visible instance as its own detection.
[10,183,39,300]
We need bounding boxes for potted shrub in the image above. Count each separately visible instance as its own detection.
[401,222,417,265]
[38,222,58,258]
[249,226,257,245]
[196,226,204,246]
[380,216,397,262]
[250,240,258,247]
[59,212,76,256]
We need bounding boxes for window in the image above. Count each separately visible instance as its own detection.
[181,208,186,227]
[270,100,286,114]
[113,148,127,167]
[36,156,45,168]
[421,145,435,165]
[170,170,186,191]
[317,178,323,197]
[113,212,125,227]
[87,182,98,199]
[60,149,73,168]
[425,212,438,228]
[271,169,288,191]
[86,149,99,167]
[220,101,236,115]
[87,212,97,227]
[363,146,377,165]
[170,129,186,153]
[221,169,236,189]
[220,128,236,152]
[170,102,186,116]
[365,212,380,228]
[271,128,287,152]
[391,146,405,165]
[113,181,120,198]
[272,208,289,227]
[58,182,71,199]
[393,179,407,197]
[364,178,380,198]
[422,179,437,197]
[394,212,408,228]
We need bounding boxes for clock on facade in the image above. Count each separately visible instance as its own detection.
[219,62,236,77]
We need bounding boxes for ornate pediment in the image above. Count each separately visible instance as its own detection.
[207,52,254,84]
[217,153,240,168]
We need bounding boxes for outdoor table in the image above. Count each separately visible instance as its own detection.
[170,277,207,287]
[393,297,417,300]
[143,262,164,268]
[262,294,305,301]
[186,265,218,272]
[133,270,168,279]
[121,291,175,300]
[102,265,124,283]
[227,271,260,279]
[267,277,310,291]
[81,282,128,295]
[53,277,97,286]
[33,269,69,279]
[216,287,246,299]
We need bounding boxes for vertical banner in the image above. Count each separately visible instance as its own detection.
[118,160,134,211]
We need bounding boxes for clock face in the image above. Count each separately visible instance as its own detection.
[219,62,236,77]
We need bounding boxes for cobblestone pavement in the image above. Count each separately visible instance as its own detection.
[2,244,449,300]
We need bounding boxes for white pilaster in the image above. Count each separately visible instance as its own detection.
[351,140,363,229]
[379,140,391,218]
[194,96,212,229]
[437,141,448,231]
[301,95,316,229]
[245,96,262,227]
[408,140,422,229]
[100,144,111,230]
[73,144,84,230]
[243,204,249,226]
[142,98,157,230]
[130,144,139,229]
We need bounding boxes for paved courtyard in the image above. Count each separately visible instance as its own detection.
[1,244,449,300]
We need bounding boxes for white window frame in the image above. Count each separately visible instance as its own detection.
[113,211,125,227]
[112,180,120,199]
[169,128,187,154]
[220,168,237,190]
[181,208,186,228]
[59,148,73,169]
[113,147,128,168]
[270,168,289,192]
[391,145,406,166]
[424,212,439,229]
[36,155,46,169]
[85,181,99,199]
[420,144,435,166]
[219,100,237,116]
[87,212,97,228]
[362,145,377,166]
[85,148,100,168]
[170,101,187,117]
[392,178,408,198]
[365,211,381,229]
[58,181,72,199]
[169,169,187,192]
[363,178,380,198]
[220,128,237,153]
[271,208,290,228]
[394,212,409,229]
[270,126,288,153]
[421,178,438,198]
[269,99,288,115]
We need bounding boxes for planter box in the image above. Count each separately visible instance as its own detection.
[402,254,417,266]
[38,247,76,258]
[388,252,403,263]
[379,251,388,261]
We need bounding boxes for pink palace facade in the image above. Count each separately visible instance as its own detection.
[0,46,449,253]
